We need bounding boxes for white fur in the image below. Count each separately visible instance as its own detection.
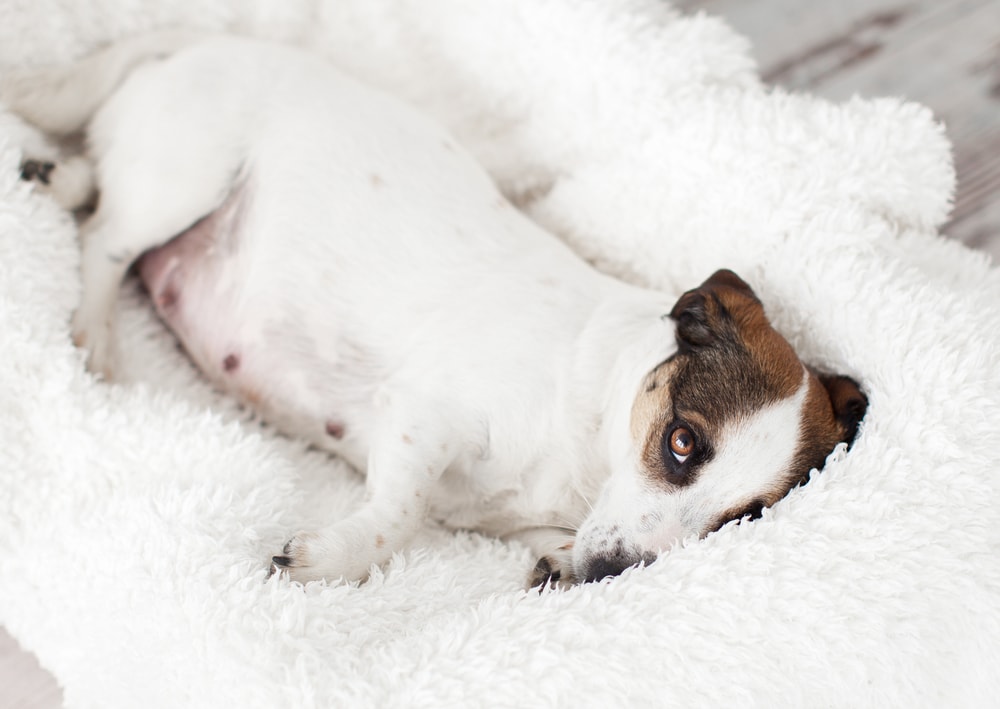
[6,35,819,585]
[0,1,996,707]
[574,369,810,576]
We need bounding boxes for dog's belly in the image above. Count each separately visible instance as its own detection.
[430,457,592,537]
[136,188,378,465]
[138,215,591,531]
[123,43,622,538]
[137,203,595,535]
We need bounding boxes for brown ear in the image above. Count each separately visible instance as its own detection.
[668,269,759,351]
[817,374,868,447]
[698,269,760,303]
[669,290,714,349]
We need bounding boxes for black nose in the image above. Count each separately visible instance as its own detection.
[583,554,640,583]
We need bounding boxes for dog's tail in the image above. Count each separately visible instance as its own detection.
[1,30,205,135]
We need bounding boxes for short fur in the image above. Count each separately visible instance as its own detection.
[4,34,867,585]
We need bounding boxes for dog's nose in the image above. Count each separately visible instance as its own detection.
[584,556,631,582]
[583,552,653,583]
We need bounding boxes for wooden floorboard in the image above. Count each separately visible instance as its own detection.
[2,3,998,708]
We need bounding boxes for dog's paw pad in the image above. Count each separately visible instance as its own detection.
[20,159,55,185]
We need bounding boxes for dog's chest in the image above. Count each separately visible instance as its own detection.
[428,450,593,536]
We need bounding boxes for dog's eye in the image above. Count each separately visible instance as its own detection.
[668,426,695,463]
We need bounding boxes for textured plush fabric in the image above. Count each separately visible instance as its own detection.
[1,1,998,706]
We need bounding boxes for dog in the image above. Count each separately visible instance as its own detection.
[3,33,868,586]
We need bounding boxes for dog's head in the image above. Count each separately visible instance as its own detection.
[574,269,867,582]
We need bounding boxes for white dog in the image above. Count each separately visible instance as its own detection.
[4,34,867,586]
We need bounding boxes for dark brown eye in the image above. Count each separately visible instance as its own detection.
[668,426,695,462]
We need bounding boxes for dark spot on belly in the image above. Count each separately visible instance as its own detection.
[223,354,240,372]
[325,420,346,439]
[157,286,179,309]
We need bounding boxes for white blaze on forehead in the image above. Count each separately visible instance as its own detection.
[686,368,809,520]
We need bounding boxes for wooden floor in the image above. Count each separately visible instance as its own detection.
[678,0,1000,259]
[2,2,998,707]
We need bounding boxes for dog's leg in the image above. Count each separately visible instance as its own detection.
[73,165,239,378]
[4,111,94,210]
[273,391,461,584]
[506,527,578,590]
[66,110,246,377]
[70,212,142,377]
[1,30,205,135]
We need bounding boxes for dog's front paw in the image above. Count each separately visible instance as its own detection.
[271,531,371,584]
[271,532,321,582]
[528,554,576,591]
[71,312,118,380]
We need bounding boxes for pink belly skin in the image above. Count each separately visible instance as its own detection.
[137,189,269,414]
[136,184,244,363]
[138,213,217,319]
[135,188,361,460]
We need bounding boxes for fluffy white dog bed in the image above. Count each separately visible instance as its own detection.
[1,1,998,706]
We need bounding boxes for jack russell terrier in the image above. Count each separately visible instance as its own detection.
[4,33,867,586]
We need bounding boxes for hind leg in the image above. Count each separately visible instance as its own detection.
[5,111,94,210]
[71,212,142,377]
[73,160,242,378]
[74,186,235,379]
[21,155,96,211]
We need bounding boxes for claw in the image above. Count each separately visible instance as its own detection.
[20,159,55,185]
[528,555,562,590]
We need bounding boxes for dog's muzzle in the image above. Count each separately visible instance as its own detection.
[581,550,658,583]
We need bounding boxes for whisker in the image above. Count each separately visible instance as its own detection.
[537,521,578,535]
[576,487,596,514]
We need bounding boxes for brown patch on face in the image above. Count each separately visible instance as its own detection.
[632,270,806,489]
[375,534,386,549]
[791,371,868,484]
[709,498,767,535]
[705,372,868,534]
[630,360,675,443]
[632,270,869,524]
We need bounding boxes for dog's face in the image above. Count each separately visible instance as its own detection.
[574,270,867,582]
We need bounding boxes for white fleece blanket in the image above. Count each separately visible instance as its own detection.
[1,1,998,707]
